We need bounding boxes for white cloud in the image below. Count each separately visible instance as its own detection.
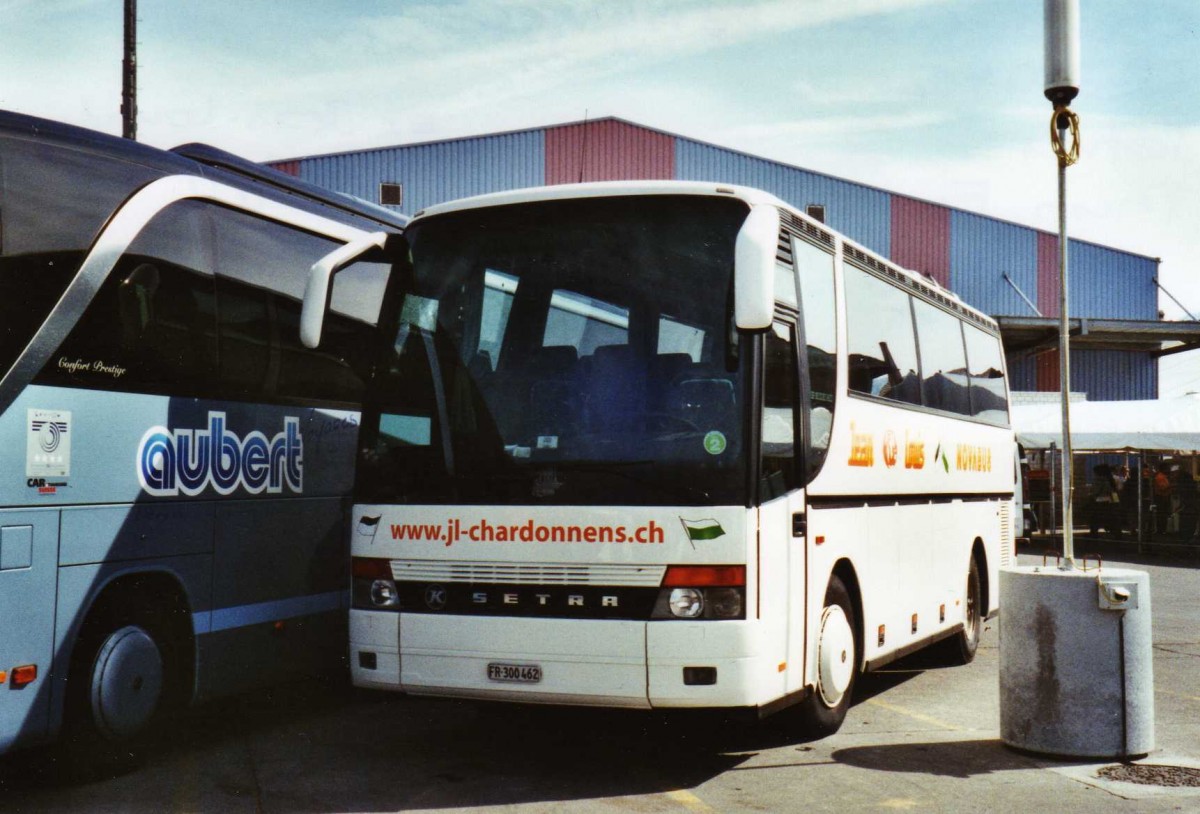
[125,0,958,157]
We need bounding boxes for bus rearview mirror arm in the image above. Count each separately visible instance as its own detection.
[300,231,392,348]
[734,205,779,331]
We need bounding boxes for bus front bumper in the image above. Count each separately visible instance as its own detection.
[349,610,778,710]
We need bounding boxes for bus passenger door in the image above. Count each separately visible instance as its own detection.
[759,321,807,697]
[0,509,59,751]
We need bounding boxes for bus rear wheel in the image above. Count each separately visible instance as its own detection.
[791,575,858,737]
[938,556,982,665]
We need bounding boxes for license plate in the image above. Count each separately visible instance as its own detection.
[487,662,542,683]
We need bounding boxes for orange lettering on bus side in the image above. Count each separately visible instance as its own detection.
[847,423,875,467]
[904,431,925,470]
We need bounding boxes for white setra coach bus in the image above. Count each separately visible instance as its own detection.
[303,181,1016,733]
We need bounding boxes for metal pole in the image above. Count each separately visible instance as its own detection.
[121,0,137,140]
[1049,441,1058,540]
[1058,117,1075,568]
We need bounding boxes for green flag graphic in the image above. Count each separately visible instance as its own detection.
[680,517,726,544]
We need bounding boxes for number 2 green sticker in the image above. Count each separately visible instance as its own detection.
[704,430,727,455]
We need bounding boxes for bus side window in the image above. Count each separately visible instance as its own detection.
[210,206,377,406]
[35,201,218,395]
[844,264,921,406]
[794,236,836,481]
[913,298,970,416]
[963,323,1010,425]
[761,321,798,501]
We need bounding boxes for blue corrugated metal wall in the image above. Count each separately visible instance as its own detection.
[673,138,891,257]
[949,211,1039,318]
[295,131,545,217]
[1008,356,1037,392]
[1068,240,1158,320]
[1008,350,1157,402]
[1073,350,1157,401]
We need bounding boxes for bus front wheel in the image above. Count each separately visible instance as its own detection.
[62,607,173,775]
[792,575,859,737]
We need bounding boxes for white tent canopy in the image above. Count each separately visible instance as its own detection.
[1013,394,1200,451]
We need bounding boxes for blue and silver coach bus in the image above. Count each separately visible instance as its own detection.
[0,111,405,758]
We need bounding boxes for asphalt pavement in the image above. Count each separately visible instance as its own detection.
[3,549,1199,813]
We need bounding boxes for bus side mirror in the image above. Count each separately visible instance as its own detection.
[301,231,391,348]
[734,205,779,331]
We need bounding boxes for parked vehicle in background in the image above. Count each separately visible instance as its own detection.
[0,111,404,760]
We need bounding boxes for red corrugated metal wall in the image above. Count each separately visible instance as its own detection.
[1036,348,1059,391]
[1037,232,1060,318]
[270,160,301,177]
[544,120,673,185]
[1035,233,1061,392]
[890,196,950,287]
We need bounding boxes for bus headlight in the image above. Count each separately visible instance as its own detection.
[370,579,400,608]
[352,557,401,611]
[706,587,743,619]
[668,588,704,618]
[651,565,746,620]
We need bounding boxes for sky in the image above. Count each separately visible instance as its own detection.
[2,0,1199,393]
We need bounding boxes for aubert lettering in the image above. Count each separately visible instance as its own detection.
[138,412,303,496]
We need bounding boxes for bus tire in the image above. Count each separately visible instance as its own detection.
[61,605,174,775]
[938,556,982,666]
[792,575,858,737]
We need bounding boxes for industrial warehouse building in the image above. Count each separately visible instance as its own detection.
[268,117,1198,401]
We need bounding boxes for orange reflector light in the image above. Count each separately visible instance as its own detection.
[12,665,36,687]
[777,662,787,673]
[352,557,393,580]
[0,671,6,685]
[662,565,746,587]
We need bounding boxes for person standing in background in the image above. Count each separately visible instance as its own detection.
[1154,462,1174,537]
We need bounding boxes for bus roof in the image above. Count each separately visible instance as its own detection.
[412,180,789,220]
[0,109,406,233]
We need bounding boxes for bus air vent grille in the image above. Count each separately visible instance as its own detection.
[388,560,668,587]
[999,502,1013,566]
[776,229,794,267]
[779,210,834,249]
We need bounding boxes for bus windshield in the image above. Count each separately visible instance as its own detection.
[357,194,751,507]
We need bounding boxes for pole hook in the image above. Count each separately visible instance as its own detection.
[1050,106,1081,167]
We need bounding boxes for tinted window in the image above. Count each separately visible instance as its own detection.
[658,315,706,362]
[964,323,1010,425]
[795,237,836,479]
[762,321,798,500]
[543,289,628,355]
[37,200,381,406]
[36,201,217,394]
[211,208,377,405]
[359,194,750,507]
[844,264,920,406]
[0,136,164,378]
[914,299,970,415]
